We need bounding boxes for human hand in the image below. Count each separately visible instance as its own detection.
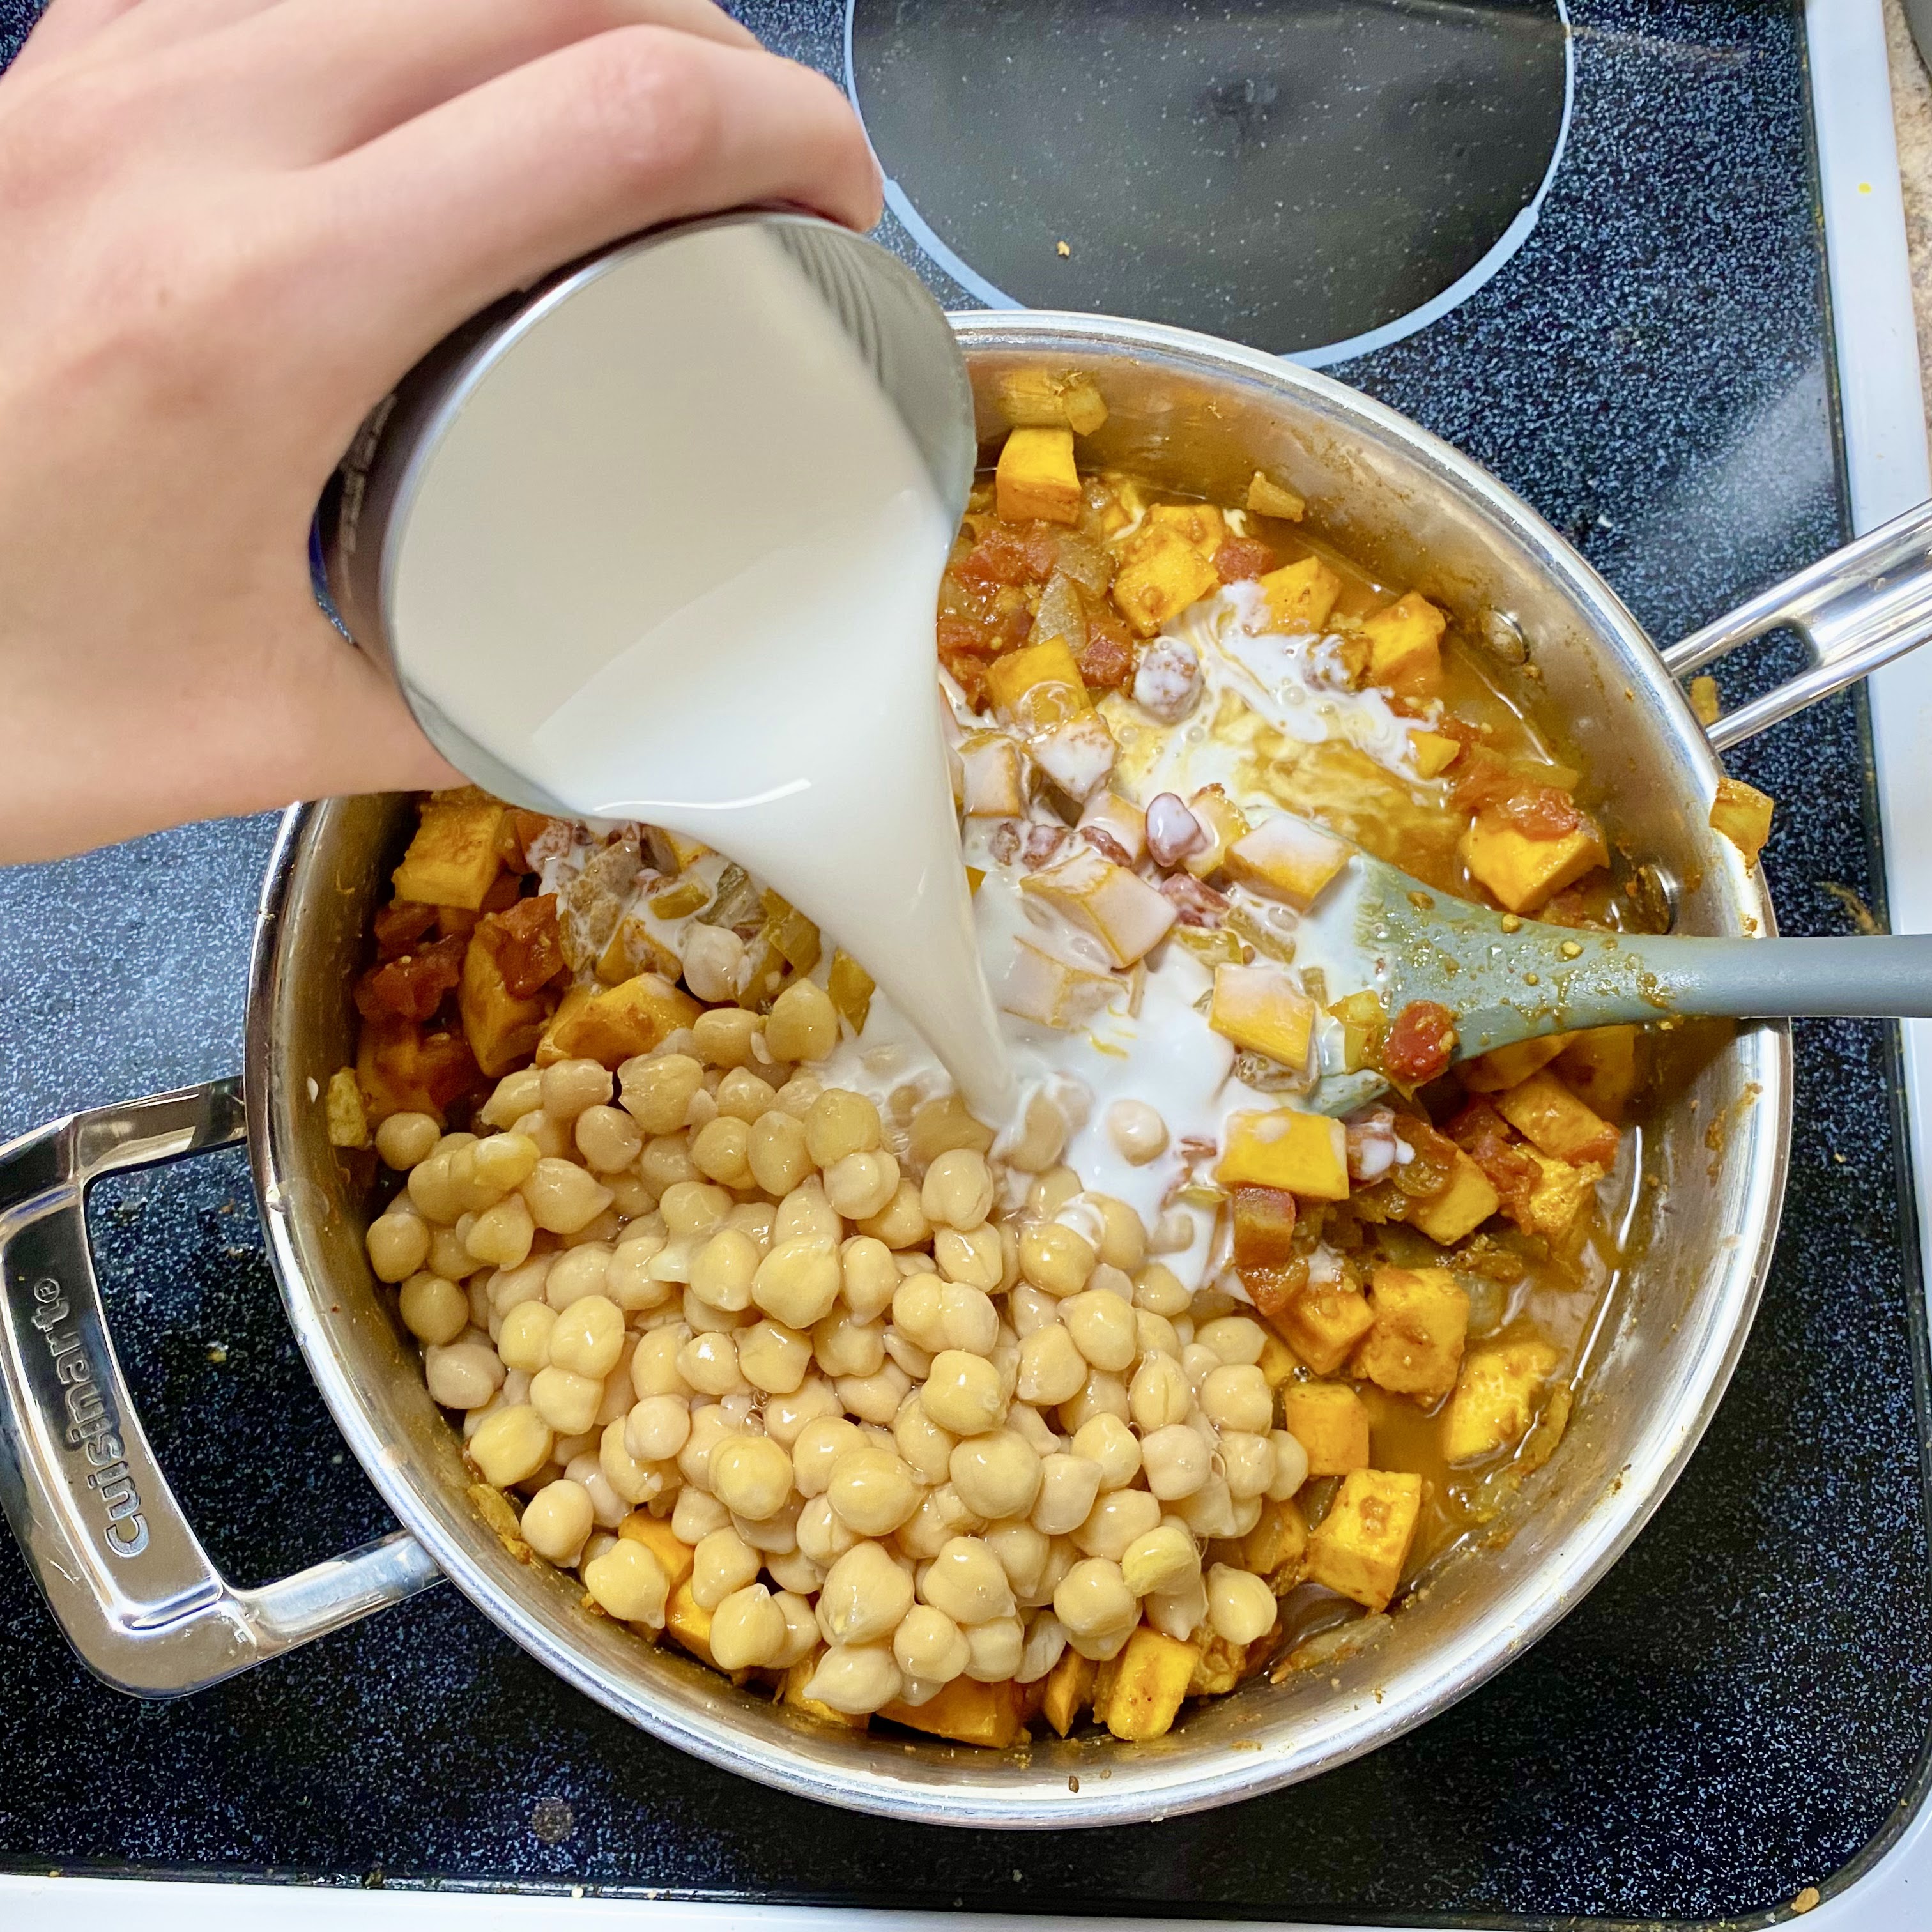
[0,0,881,864]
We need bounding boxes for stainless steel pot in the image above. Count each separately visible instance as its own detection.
[5,312,1931,1830]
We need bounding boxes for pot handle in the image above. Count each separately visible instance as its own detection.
[0,1077,441,1698]
[1661,496,1932,751]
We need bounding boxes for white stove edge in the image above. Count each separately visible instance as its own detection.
[3,5,1928,1928]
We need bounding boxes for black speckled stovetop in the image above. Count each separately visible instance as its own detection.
[0,1,1926,1924]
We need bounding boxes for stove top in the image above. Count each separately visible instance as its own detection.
[1,1,1928,1924]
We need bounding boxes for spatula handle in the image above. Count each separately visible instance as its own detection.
[1622,932,1932,1020]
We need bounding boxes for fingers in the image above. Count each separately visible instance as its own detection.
[312,26,880,371]
[185,0,756,162]
[6,0,150,75]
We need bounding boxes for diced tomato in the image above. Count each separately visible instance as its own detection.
[1446,1098,1540,1228]
[372,899,438,960]
[418,1027,483,1114]
[1496,786,1582,840]
[937,618,993,707]
[1158,872,1228,927]
[956,521,1060,588]
[354,932,467,1022]
[1213,537,1276,583]
[1075,624,1134,692]
[483,891,566,999]
[1381,1000,1459,1087]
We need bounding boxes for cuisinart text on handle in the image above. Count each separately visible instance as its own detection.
[29,1276,147,1558]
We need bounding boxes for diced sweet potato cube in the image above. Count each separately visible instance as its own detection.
[1000,936,1119,1031]
[1042,1646,1096,1736]
[356,1018,478,1124]
[540,974,700,1070]
[618,1512,695,1592]
[995,425,1083,524]
[1112,524,1221,635]
[1217,1109,1350,1200]
[1241,1496,1309,1590]
[1148,502,1227,556]
[1411,730,1462,779]
[1258,1331,1301,1386]
[1022,847,1175,967]
[1271,1280,1374,1376]
[1709,775,1774,869]
[1361,592,1446,702]
[1210,963,1316,1070]
[1280,1381,1371,1475]
[828,949,875,1034]
[1247,470,1307,521]
[1188,1633,1246,1696]
[1257,555,1341,634]
[1521,1149,1604,1241]
[1351,1265,1469,1405]
[1493,1069,1619,1167]
[781,1657,869,1729]
[1031,711,1119,803]
[1183,786,1252,878]
[997,369,1108,436]
[1224,815,1350,908]
[460,928,555,1078]
[644,827,709,875]
[883,1676,1027,1747]
[1231,1185,1298,1274]
[1305,1469,1422,1611]
[1459,813,1606,914]
[1554,1025,1641,1121]
[325,1066,369,1149]
[392,801,507,910]
[985,637,1090,721]
[1443,1338,1560,1463]
[1102,1627,1199,1741]
[1405,1148,1501,1245]
[1078,790,1147,864]
[1461,1033,1573,1093]
[664,1579,716,1666]
[959,733,1031,816]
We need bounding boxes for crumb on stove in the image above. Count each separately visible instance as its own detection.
[1056,240,1071,257]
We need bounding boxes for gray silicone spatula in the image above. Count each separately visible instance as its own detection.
[1290,832,1932,1116]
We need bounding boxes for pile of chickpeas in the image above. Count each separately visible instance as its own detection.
[362,976,1308,1722]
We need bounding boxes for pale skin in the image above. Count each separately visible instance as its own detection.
[0,0,882,864]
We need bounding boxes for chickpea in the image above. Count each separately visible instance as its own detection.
[1120,1524,1200,1598]
[813,1308,885,1380]
[530,1365,603,1436]
[816,1539,915,1646]
[538,1058,610,1121]
[753,1237,843,1329]
[1208,1563,1280,1646]
[825,1445,921,1536]
[1053,1556,1135,1639]
[1018,1223,1096,1298]
[1173,1475,1239,1541]
[792,1415,866,1497]
[1140,1422,1211,1502]
[1073,1486,1162,1562]
[774,1179,843,1248]
[710,1583,788,1670]
[624,1394,692,1464]
[797,1493,861,1567]
[1131,1261,1190,1317]
[1032,1536,1080,1611]
[1221,1430,1276,1501]
[919,1535,1015,1626]
[1057,1369,1130,1434]
[1202,1363,1274,1434]
[805,1089,882,1167]
[366,1208,431,1284]
[1105,1099,1169,1167]
[689,1227,758,1313]
[677,1330,747,1400]
[774,1073,824,1119]
[921,1350,1006,1436]
[1135,1310,1182,1362]
[498,1299,559,1374]
[1144,1571,1208,1643]
[921,1149,995,1232]
[1086,1195,1146,1274]
[598,1420,661,1506]
[803,1643,901,1716]
[825,1236,891,1325]
[672,1485,731,1545]
[521,1158,613,1236]
[691,1527,761,1610]
[376,1110,441,1171]
[1061,1288,1138,1374]
[480,1068,543,1130]
[762,1376,843,1448]
[521,1479,594,1565]
[1003,1283,1054,1340]
[703,1433,790,1522]
[737,1319,812,1396]
[1027,1167,1082,1220]
[893,1603,969,1685]
[765,1589,820,1667]
[984,1521,1051,1600]
[714,1067,776,1125]
[659,1179,734,1238]
[889,1273,947,1354]
[1196,1314,1268,1367]
[469,1404,553,1487]
[748,1110,811,1196]
[933,1223,1003,1292]
[563,1105,636,1175]
[583,1539,670,1628]
[540,1245,608,1311]
[615,1053,702,1135]
[948,1430,1042,1521]
[1128,1354,1191,1433]
[404,1150,463,1225]
[631,1325,692,1400]
[891,1396,955,1485]
[638,1133,698,1195]
[1017,1611,1070,1684]
[1006,1401,1062,1459]
[429,1224,479,1282]
[857,1180,931,1252]
[399,1271,469,1347]
[962,1614,1025,1683]
[1182,1343,1222,1394]
[766,979,839,1063]
[1268,1429,1310,1501]
[824,1149,900,1221]
[509,1109,572,1162]
[726,1200,774,1251]
[691,1116,754,1190]
[691,1008,760,1070]
[548,1294,624,1378]
[837,1361,914,1425]
[1069,1413,1141,1489]
[425,1337,506,1412]
[1002,1089,1068,1174]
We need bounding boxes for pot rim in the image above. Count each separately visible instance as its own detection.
[250,309,1790,1826]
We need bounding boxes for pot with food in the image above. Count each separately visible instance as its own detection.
[4,294,1929,1827]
